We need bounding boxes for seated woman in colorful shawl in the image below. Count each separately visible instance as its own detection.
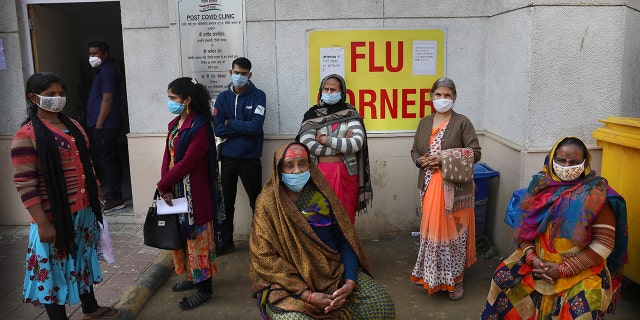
[482,137,628,319]
[249,142,395,320]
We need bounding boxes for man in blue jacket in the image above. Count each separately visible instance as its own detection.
[213,57,266,255]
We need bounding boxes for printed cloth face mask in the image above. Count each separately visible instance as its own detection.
[281,170,311,192]
[432,98,453,113]
[552,160,586,181]
[167,100,185,114]
[36,94,66,112]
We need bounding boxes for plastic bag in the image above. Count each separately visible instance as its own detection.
[97,216,116,263]
[504,188,527,228]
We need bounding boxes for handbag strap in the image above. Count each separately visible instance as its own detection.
[152,189,160,207]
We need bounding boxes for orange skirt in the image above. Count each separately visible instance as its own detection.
[172,220,218,283]
[410,170,476,294]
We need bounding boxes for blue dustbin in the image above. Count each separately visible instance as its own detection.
[473,163,499,236]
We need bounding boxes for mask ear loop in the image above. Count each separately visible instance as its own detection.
[29,93,40,107]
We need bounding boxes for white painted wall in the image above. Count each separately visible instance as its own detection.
[528,6,626,147]
[483,8,532,147]
[0,0,27,136]
[621,7,640,116]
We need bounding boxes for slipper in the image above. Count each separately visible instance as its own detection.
[81,306,121,319]
[172,280,197,292]
[448,281,464,300]
[179,291,212,310]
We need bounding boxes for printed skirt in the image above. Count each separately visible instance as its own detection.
[264,271,395,320]
[482,245,612,319]
[172,220,218,283]
[410,170,476,294]
[23,207,102,306]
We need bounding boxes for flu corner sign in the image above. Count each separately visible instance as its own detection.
[308,29,446,132]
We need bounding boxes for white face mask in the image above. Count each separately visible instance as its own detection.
[35,94,66,113]
[432,98,453,113]
[89,56,102,68]
[552,160,586,181]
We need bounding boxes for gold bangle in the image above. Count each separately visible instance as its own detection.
[522,245,535,255]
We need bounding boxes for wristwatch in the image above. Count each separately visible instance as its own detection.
[414,157,421,168]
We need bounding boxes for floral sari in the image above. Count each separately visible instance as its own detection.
[410,120,477,294]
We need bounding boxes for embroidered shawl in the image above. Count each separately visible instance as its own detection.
[249,142,372,319]
[514,137,628,294]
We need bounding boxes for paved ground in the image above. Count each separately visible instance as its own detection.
[0,223,160,320]
[1,223,639,319]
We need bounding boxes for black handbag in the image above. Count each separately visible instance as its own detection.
[143,190,185,250]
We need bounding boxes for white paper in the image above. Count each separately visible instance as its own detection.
[157,197,189,215]
[412,40,437,75]
[0,38,6,70]
[320,47,345,80]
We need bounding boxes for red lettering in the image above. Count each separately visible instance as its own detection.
[419,89,432,118]
[350,42,366,72]
[369,41,384,72]
[358,89,377,119]
[402,89,417,119]
[380,89,398,119]
[386,41,403,72]
[346,89,356,106]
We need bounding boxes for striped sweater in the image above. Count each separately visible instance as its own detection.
[11,119,97,221]
[298,119,364,175]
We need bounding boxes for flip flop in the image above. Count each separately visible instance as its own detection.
[81,306,121,319]
[172,280,197,292]
[448,281,464,300]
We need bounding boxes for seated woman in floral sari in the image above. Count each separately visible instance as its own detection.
[482,137,628,319]
[249,142,395,319]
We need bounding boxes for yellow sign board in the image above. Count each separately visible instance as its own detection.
[308,29,446,132]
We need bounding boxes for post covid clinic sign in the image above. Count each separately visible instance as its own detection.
[178,0,245,99]
[308,29,446,132]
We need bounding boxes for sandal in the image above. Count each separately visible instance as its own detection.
[172,280,197,292]
[179,291,212,310]
[81,306,121,319]
[448,281,464,300]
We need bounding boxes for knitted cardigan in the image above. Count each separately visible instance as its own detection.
[410,111,481,192]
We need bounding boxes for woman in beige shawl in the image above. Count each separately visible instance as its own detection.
[249,142,394,319]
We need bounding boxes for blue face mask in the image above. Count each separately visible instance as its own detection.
[231,74,249,88]
[167,100,185,114]
[321,92,342,105]
[281,170,311,192]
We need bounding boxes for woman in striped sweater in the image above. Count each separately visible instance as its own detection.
[11,72,120,319]
[296,74,372,224]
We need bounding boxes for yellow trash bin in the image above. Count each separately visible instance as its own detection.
[592,116,640,284]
